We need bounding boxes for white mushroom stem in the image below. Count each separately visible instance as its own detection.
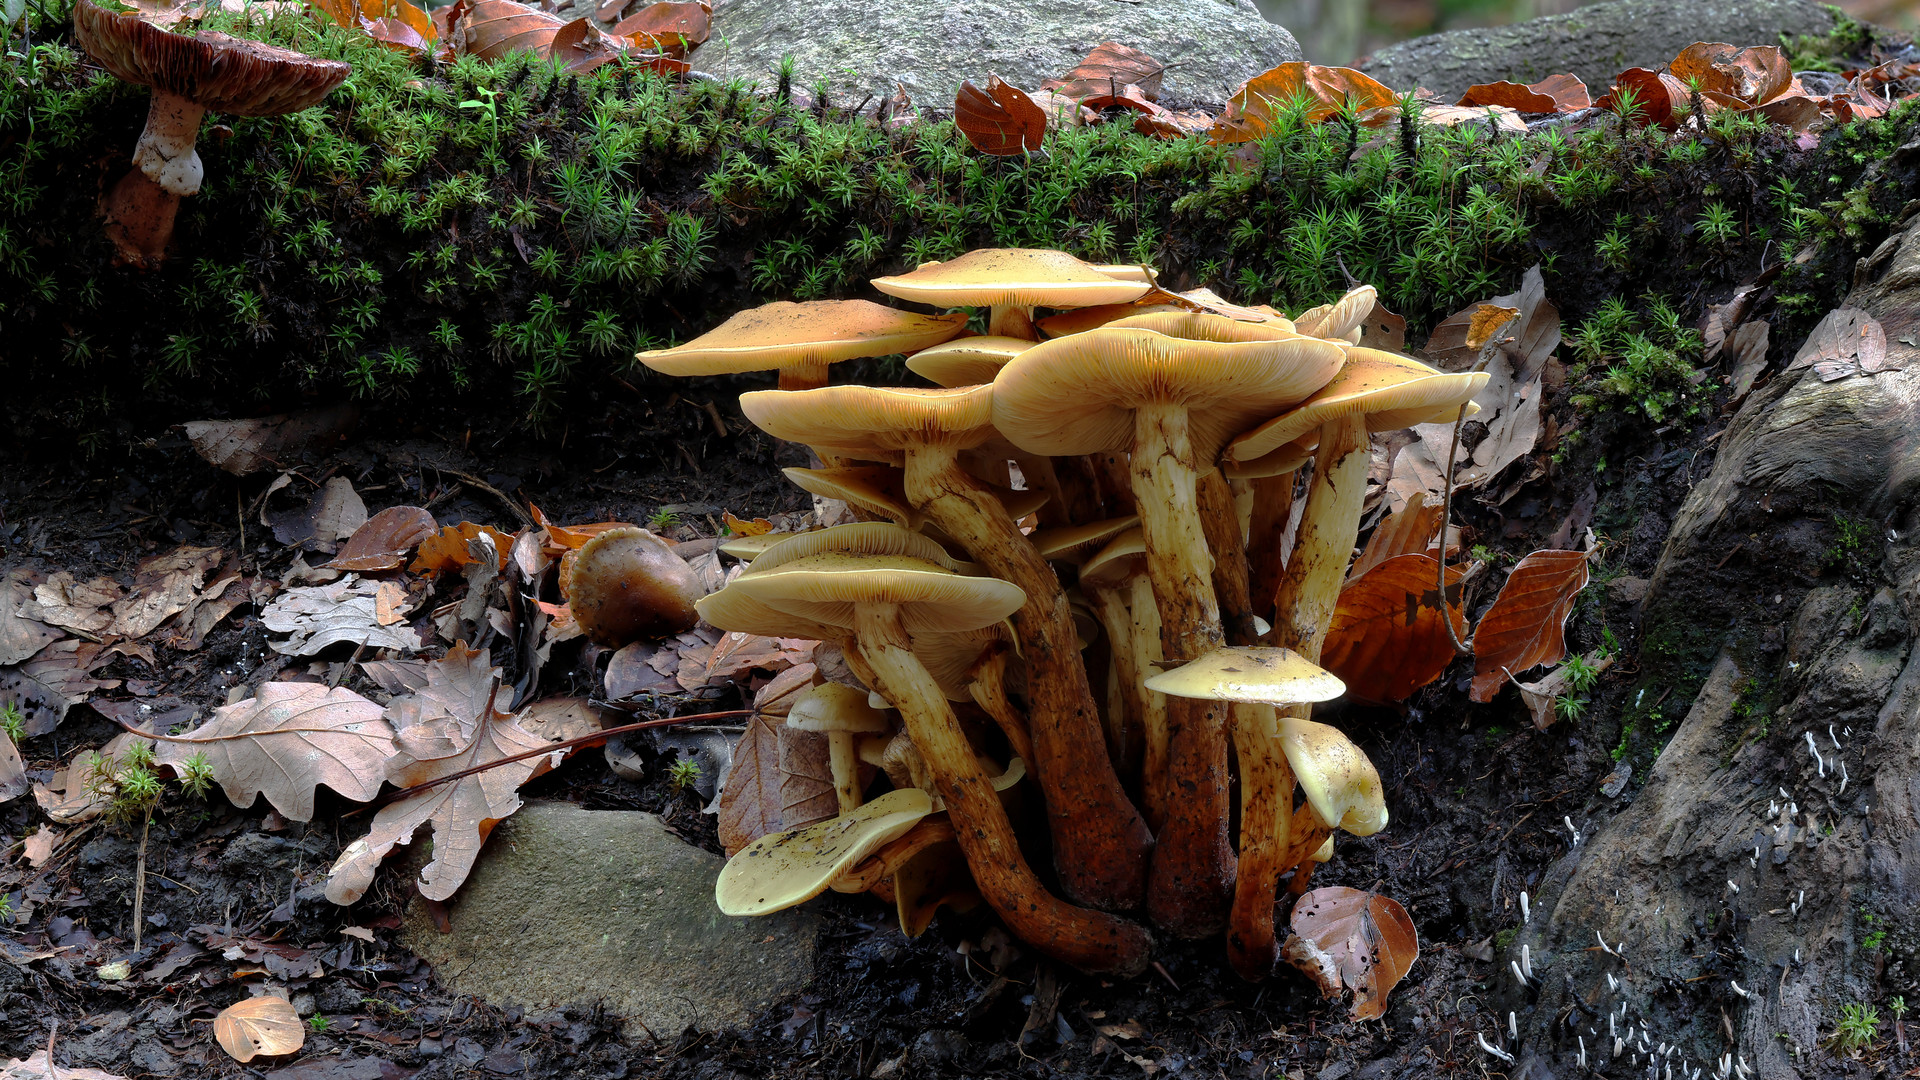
[826,730,863,813]
[1081,581,1147,789]
[1196,468,1258,646]
[1268,414,1370,658]
[1132,401,1234,938]
[133,91,208,196]
[847,606,1150,975]
[1227,701,1295,981]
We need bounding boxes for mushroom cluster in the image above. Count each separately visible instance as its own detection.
[641,249,1486,979]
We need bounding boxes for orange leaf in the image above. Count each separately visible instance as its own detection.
[955,76,1048,156]
[1209,62,1398,144]
[409,522,514,575]
[549,16,626,73]
[529,504,633,550]
[1670,42,1792,105]
[1595,68,1686,128]
[308,0,437,53]
[1282,886,1419,1021]
[609,0,708,57]
[213,996,304,1062]
[1041,41,1166,103]
[456,0,621,71]
[1320,554,1467,705]
[1457,72,1588,113]
[1349,491,1442,582]
[1752,94,1824,131]
[722,510,774,537]
[1468,549,1590,702]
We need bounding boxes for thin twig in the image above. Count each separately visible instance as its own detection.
[437,468,534,529]
[1438,312,1520,657]
[133,813,151,951]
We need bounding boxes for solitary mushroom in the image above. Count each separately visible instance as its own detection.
[699,523,1151,975]
[637,300,968,390]
[73,0,351,266]
[1144,646,1345,980]
[787,683,892,813]
[871,248,1151,339]
[992,322,1346,937]
[565,527,702,647]
[740,385,1153,912]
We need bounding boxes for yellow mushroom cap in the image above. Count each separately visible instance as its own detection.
[1224,348,1491,465]
[906,336,1032,387]
[872,248,1151,312]
[990,327,1347,459]
[787,682,892,734]
[700,522,971,637]
[1101,311,1307,343]
[1310,835,1334,863]
[717,531,808,562]
[729,551,1026,634]
[783,466,923,530]
[1036,302,1184,338]
[637,301,966,377]
[1220,436,1315,481]
[1078,526,1149,589]
[1276,714,1388,837]
[1292,284,1377,341]
[1143,646,1346,705]
[741,385,999,463]
[715,788,934,916]
[1026,515,1141,563]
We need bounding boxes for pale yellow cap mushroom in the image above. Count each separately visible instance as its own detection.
[1143,646,1347,705]
[1276,714,1388,836]
[872,248,1152,338]
[1224,348,1490,467]
[715,787,934,916]
[906,336,1032,387]
[638,300,966,389]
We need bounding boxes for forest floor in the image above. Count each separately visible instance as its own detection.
[0,350,1836,1080]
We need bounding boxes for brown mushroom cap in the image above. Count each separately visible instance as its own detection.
[905,336,1032,387]
[73,1,351,115]
[872,249,1151,316]
[636,300,967,382]
[565,527,701,647]
[1224,348,1490,465]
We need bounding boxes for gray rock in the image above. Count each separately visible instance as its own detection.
[1605,575,1649,605]
[1354,0,1841,100]
[399,802,818,1034]
[697,0,1301,107]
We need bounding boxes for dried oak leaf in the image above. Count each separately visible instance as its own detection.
[21,824,57,867]
[1457,73,1591,112]
[608,0,708,56]
[31,573,122,635]
[34,731,148,824]
[153,682,394,821]
[410,522,514,575]
[180,406,359,476]
[213,996,304,1062]
[1320,554,1467,705]
[528,504,631,551]
[1,639,118,737]
[0,1051,130,1080]
[0,572,61,667]
[259,576,422,656]
[326,649,561,903]
[1282,886,1419,1021]
[1670,42,1792,106]
[328,505,439,572]
[1469,550,1590,702]
[1041,41,1166,102]
[109,545,224,639]
[1209,62,1396,143]
[955,76,1047,156]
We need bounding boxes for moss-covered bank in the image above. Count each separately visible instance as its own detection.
[1,0,1915,443]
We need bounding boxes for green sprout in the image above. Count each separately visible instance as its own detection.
[666,757,701,793]
[648,508,681,532]
[179,751,216,800]
[1696,201,1739,246]
[1562,654,1600,695]
[1835,1002,1880,1053]
[1554,695,1588,723]
[308,1015,332,1033]
[0,702,24,743]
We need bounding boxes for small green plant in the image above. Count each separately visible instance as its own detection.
[0,893,12,922]
[1470,544,1499,564]
[1835,1002,1880,1053]
[1696,200,1739,246]
[458,84,501,140]
[648,508,681,532]
[178,751,216,800]
[308,1015,332,1033]
[666,756,701,793]
[1827,514,1877,578]
[1860,908,1888,951]
[1562,653,1600,694]
[1554,694,1588,723]
[0,702,24,743]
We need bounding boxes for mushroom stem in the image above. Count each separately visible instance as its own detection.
[1128,573,1170,827]
[100,166,181,267]
[965,642,1035,766]
[1130,401,1233,938]
[903,447,1153,911]
[1226,701,1296,981]
[1267,416,1369,657]
[133,91,208,196]
[988,303,1037,340]
[1082,583,1142,779]
[849,607,1150,976]
[827,730,863,813]
[1197,468,1258,647]
[1245,472,1297,630]
[1286,858,1317,896]
[777,360,831,391]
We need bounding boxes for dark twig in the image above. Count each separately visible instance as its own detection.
[1438,311,1520,656]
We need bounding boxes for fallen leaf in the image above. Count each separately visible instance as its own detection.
[309,0,437,55]
[550,16,627,74]
[1,639,118,736]
[955,76,1047,156]
[607,0,707,56]
[1209,62,1396,143]
[603,641,680,698]
[1283,886,1419,1021]
[31,573,122,635]
[1725,319,1771,401]
[108,545,224,639]
[0,1050,130,1079]
[0,572,61,667]
[410,522,514,575]
[21,824,57,867]
[1788,306,1893,381]
[259,576,422,656]
[328,505,439,571]
[1320,554,1467,705]
[704,632,815,683]
[1349,492,1442,582]
[1041,41,1165,102]
[456,0,628,73]
[1514,651,1614,729]
[1355,297,1407,352]
[34,731,149,824]
[1594,67,1685,128]
[717,711,783,855]
[180,406,359,476]
[721,511,774,537]
[0,733,23,804]
[514,696,603,743]
[326,648,561,903]
[528,504,631,550]
[1423,265,1559,382]
[778,722,838,832]
[1457,73,1589,112]
[153,682,395,821]
[271,476,367,551]
[213,995,304,1062]
[1752,93,1825,131]
[1469,550,1590,702]
[1670,42,1792,106]
[1415,103,1528,132]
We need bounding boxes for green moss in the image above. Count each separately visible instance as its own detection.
[0,0,1913,433]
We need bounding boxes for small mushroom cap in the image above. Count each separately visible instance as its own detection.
[566,527,701,647]
[741,385,998,463]
[1078,526,1148,589]
[1143,646,1346,705]
[699,523,967,638]
[787,682,893,734]
[718,530,807,562]
[1224,349,1491,465]
[1101,311,1307,343]
[783,466,921,529]
[1309,835,1334,863]
[1027,515,1141,563]
[1276,714,1388,837]
[1292,285,1377,341]
[1037,302,1185,338]
[74,0,350,114]
[906,336,1032,387]
[729,551,1026,634]
[1220,436,1314,481]
[1092,263,1158,283]
[873,248,1152,313]
[991,327,1347,459]
[894,835,980,937]
[637,300,966,378]
[715,787,934,916]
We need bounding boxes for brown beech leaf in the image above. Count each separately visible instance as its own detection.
[1469,550,1590,702]
[608,0,708,56]
[0,1051,130,1080]
[1515,651,1614,729]
[0,732,23,805]
[1413,103,1528,132]
[1752,94,1825,132]
[1670,42,1792,106]
[326,649,561,903]
[180,406,358,477]
[550,17,625,74]
[1350,492,1443,582]
[410,522,514,575]
[1457,73,1590,112]
[717,710,784,855]
[955,76,1047,156]
[1,639,118,737]
[1595,67,1685,128]
[213,996,304,1062]
[1321,554,1467,705]
[1209,62,1397,143]
[153,682,394,821]
[1282,886,1419,1021]
[1041,41,1166,102]
[778,722,838,831]
[528,504,632,550]
[328,505,439,572]
[310,0,437,54]
[457,0,561,56]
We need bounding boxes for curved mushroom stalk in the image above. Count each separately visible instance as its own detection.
[850,606,1151,975]
[1269,415,1370,656]
[1227,702,1293,980]
[964,641,1035,767]
[1287,835,1334,896]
